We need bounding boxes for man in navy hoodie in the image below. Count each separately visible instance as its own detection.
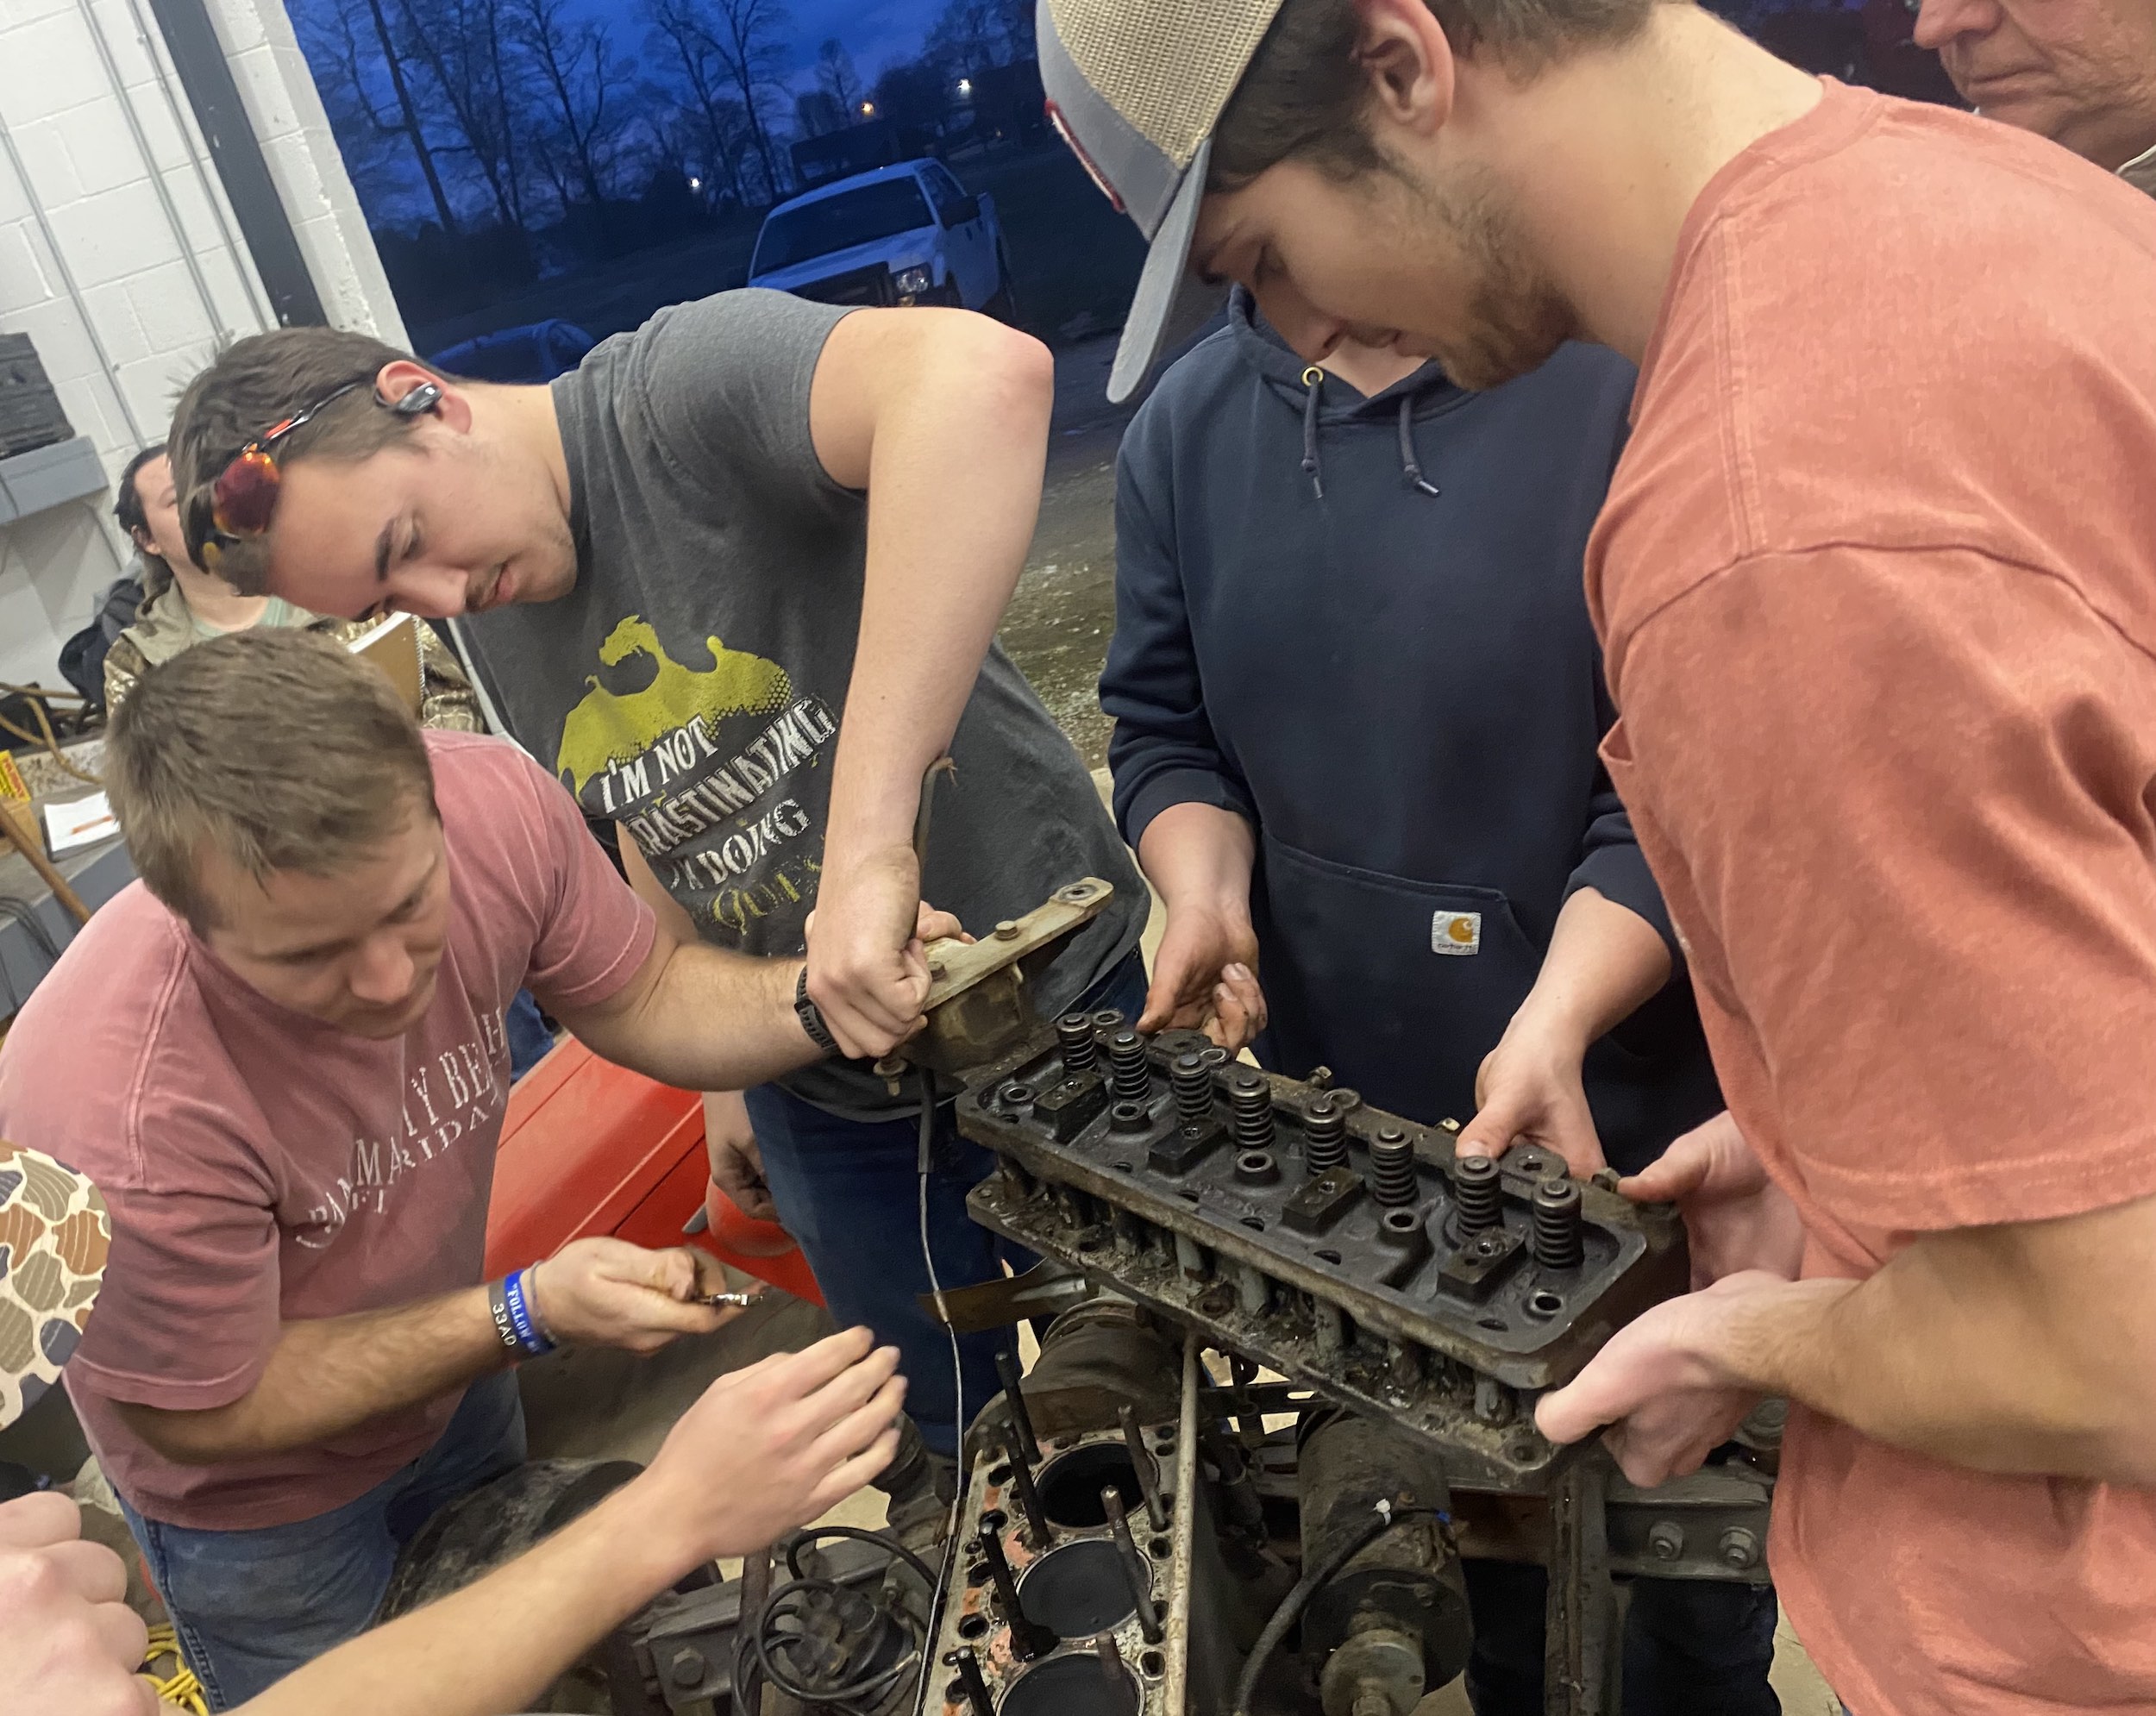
[1104,289,1774,1714]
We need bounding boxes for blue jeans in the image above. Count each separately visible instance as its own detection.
[1463,1557,1780,1716]
[506,990,554,1082]
[116,1371,526,1710]
[744,953,1148,1458]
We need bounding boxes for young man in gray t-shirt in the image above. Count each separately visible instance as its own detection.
[167,293,1149,1480]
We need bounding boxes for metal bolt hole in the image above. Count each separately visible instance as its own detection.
[988,1463,1012,1484]
[957,1613,988,1639]
[1477,1317,1507,1331]
[1315,1248,1342,1264]
[1526,1289,1565,1318]
[1141,1650,1166,1679]
[1241,1215,1265,1231]
[981,1508,1008,1531]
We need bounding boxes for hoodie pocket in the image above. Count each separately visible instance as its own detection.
[1253,831,1543,1127]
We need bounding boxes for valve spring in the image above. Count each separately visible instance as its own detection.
[1056,1012,1099,1073]
[1453,1152,1502,1233]
[1532,1176,1585,1270]
[1171,1051,1214,1128]
[1303,1096,1347,1175]
[1228,1070,1274,1149]
[1368,1127,1418,1206]
[1107,1030,1151,1103]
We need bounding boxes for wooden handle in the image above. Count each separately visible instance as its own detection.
[0,799,91,926]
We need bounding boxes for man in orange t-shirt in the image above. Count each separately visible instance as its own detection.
[1037,1,2156,1711]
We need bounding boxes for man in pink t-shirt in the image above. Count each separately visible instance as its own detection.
[0,629,919,1707]
[1043,1,2156,1711]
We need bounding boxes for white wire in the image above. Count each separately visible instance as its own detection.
[915,1072,968,1703]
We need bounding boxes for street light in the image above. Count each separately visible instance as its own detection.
[687,176,702,191]
[956,78,972,96]
[862,100,876,116]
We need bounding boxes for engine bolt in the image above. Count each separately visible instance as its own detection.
[1303,1095,1347,1174]
[1108,1030,1151,1103]
[1648,1520,1686,1562]
[1532,1176,1585,1269]
[1368,1126,1417,1205]
[1453,1152,1503,1234]
[1719,1526,1760,1570]
[1056,1011,1099,1073]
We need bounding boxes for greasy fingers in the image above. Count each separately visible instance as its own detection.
[915,905,969,943]
[1204,962,1267,1049]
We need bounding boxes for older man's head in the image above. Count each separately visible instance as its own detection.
[1914,0,2156,170]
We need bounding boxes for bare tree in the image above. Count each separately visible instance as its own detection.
[507,0,639,207]
[293,0,461,229]
[815,37,862,120]
[360,0,461,229]
[642,0,755,204]
[398,0,531,229]
[924,0,1032,76]
[704,0,791,205]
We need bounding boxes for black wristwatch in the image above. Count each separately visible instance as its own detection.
[794,965,841,1056]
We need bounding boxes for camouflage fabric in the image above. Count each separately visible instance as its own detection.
[103,600,482,735]
[0,1139,108,1431]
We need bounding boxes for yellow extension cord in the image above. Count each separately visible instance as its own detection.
[139,1624,210,1714]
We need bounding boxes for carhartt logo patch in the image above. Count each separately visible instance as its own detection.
[1432,912,1482,955]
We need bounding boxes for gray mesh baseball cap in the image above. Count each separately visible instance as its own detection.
[1038,0,1288,402]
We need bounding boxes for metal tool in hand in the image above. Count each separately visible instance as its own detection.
[699,1291,758,1309]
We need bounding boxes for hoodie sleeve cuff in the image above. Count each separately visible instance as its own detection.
[1565,843,1681,964]
[1120,768,1257,851]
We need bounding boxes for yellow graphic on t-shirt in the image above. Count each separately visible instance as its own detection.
[556,617,793,795]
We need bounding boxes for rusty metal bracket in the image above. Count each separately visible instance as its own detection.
[877,877,1118,1082]
[916,1258,1102,1334]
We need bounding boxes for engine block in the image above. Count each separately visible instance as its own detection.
[957,1018,1689,1493]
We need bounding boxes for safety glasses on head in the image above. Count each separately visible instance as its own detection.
[198,379,442,571]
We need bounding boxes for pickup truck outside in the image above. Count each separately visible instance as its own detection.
[748,160,1017,319]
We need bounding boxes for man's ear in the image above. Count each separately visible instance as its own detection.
[374,360,473,435]
[1359,0,1457,139]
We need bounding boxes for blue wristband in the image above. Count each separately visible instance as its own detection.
[501,1268,556,1357]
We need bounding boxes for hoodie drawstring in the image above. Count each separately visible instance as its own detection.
[1300,366,1442,502]
[1300,366,1326,500]
[1398,394,1442,498]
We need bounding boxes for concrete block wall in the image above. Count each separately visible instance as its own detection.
[0,0,402,692]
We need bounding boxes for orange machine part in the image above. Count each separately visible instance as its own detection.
[486,1036,824,1305]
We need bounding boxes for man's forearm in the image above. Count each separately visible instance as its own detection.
[578,946,819,1091]
[817,310,1054,862]
[1137,802,1257,919]
[1706,1202,2156,1484]
[239,1477,690,1716]
[1514,887,1672,1048]
[119,1287,506,1464]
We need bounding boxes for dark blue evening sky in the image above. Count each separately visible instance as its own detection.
[779,0,938,82]
[573,0,945,89]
